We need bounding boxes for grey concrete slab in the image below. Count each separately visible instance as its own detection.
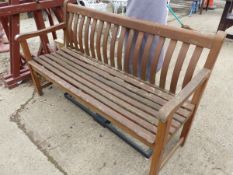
[0,84,63,175]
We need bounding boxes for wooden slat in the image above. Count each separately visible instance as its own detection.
[55,51,191,127]
[149,37,165,84]
[102,22,111,64]
[73,13,79,50]
[46,53,185,131]
[67,12,74,47]
[36,56,160,134]
[90,18,97,59]
[67,4,215,49]
[96,20,104,62]
[84,17,91,56]
[159,40,178,89]
[28,60,155,146]
[57,49,194,120]
[78,15,85,53]
[61,48,194,112]
[117,27,126,70]
[110,24,119,67]
[52,52,189,126]
[141,34,154,80]
[124,29,135,73]
[132,32,144,76]
[170,42,190,93]
[182,46,203,88]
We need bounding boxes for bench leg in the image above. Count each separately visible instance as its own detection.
[180,112,196,147]
[180,81,207,146]
[149,120,171,175]
[30,67,43,96]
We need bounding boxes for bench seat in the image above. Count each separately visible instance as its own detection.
[29,48,195,146]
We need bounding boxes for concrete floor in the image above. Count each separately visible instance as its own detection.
[0,7,233,175]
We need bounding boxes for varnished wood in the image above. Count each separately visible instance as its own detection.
[90,19,97,59]
[73,13,79,50]
[132,32,144,76]
[117,27,126,70]
[149,37,165,84]
[141,34,154,80]
[84,17,91,56]
[170,42,190,93]
[17,2,226,175]
[67,12,74,47]
[20,40,42,95]
[96,20,104,62]
[78,15,85,53]
[103,22,111,63]
[124,29,135,73]
[159,39,177,89]
[182,46,203,88]
[110,24,119,67]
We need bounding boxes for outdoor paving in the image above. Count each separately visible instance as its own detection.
[0,4,233,175]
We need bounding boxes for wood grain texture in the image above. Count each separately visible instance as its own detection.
[17,3,226,175]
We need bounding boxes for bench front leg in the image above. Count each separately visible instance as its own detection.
[20,40,43,96]
[149,118,172,175]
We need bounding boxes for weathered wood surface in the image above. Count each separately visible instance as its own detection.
[17,2,226,175]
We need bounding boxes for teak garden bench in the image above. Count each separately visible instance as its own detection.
[16,2,225,175]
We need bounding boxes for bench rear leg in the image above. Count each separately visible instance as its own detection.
[180,112,196,146]
[180,81,207,146]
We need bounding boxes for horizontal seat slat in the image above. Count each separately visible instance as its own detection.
[29,60,156,146]
[60,48,195,113]
[28,48,196,146]
[36,56,183,136]
[35,56,161,134]
[55,50,189,125]
[48,53,183,128]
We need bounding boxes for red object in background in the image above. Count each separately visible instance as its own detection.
[0,0,75,89]
[208,0,214,8]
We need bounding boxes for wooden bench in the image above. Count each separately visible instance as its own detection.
[16,2,226,175]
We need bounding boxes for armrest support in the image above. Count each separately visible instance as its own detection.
[15,23,66,42]
[158,68,211,123]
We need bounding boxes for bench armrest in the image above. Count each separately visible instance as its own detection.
[15,23,66,42]
[158,68,211,123]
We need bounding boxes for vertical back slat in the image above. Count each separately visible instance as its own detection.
[110,25,119,67]
[103,22,111,64]
[170,42,190,93]
[73,13,79,50]
[124,29,135,73]
[182,46,203,88]
[67,13,74,47]
[84,17,91,56]
[132,32,144,76]
[149,37,165,84]
[117,27,126,70]
[78,15,85,53]
[90,18,97,59]
[141,34,154,80]
[159,39,177,89]
[96,20,104,62]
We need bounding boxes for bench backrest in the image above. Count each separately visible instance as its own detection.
[64,3,225,94]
